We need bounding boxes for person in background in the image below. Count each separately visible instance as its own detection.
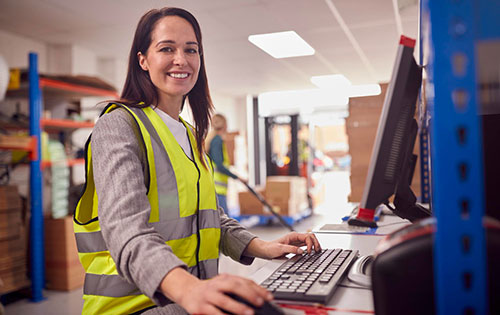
[73,7,321,315]
[206,113,240,215]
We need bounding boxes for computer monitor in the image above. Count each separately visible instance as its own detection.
[348,36,431,227]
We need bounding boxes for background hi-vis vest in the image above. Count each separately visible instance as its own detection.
[213,139,230,196]
[74,103,220,315]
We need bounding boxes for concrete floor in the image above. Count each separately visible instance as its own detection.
[3,171,350,315]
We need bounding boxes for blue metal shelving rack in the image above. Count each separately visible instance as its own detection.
[28,52,45,302]
[422,1,499,314]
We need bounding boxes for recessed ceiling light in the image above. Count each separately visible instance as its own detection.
[248,31,315,59]
[348,84,381,97]
[258,89,348,116]
[310,74,351,90]
[311,74,381,97]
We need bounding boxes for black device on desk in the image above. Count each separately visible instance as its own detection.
[347,35,431,228]
[371,217,500,315]
[221,293,284,315]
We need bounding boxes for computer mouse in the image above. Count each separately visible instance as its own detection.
[222,292,284,315]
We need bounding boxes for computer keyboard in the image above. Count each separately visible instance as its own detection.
[260,248,359,304]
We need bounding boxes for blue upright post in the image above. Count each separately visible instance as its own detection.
[422,1,487,314]
[29,52,45,302]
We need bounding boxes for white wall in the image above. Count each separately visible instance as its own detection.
[0,29,48,72]
[0,29,124,91]
[47,43,99,77]
[97,57,127,95]
[71,45,97,76]
[211,94,247,133]
[47,44,72,75]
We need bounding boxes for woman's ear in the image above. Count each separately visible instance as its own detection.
[137,52,148,71]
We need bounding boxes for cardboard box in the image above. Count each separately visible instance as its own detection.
[266,176,307,197]
[264,196,308,216]
[0,264,29,294]
[0,209,22,241]
[0,243,29,295]
[0,185,29,294]
[238,187,265,215]
[239,177,309,216]
[0,235,25,258]
[0,185,22,211]
[45,216,85,291]
[347,83,421,202]
[265,176,308,216]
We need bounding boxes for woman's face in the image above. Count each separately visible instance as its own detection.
[138,15,200,104]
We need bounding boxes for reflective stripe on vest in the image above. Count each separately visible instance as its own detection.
[213,140,230,195]
[74,103,220,314]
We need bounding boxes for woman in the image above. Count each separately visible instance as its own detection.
[74,7,321,315]
[206,113,239,214]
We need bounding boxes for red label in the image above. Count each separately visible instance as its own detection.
[400,35,416,48]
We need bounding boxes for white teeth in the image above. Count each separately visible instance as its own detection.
[168,73,188,78]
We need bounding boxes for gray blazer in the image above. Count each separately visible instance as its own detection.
[91,108,257,312]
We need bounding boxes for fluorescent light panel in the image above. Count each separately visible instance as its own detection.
[248,31,315,59]
[258,89,348,116]
[310,74,350,90]
[311,74,381,97]
[349,84,381,97]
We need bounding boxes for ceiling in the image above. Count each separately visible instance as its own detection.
[0,0,419,98]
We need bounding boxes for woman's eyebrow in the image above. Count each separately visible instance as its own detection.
[155,40,199,47]
[155,39,175,47]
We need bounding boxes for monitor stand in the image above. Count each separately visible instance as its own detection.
[391,153,432,222]
[347,207,378,228]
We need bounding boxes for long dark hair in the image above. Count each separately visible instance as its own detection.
[119,7,213,167]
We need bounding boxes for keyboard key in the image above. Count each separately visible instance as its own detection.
[276,288,296,293]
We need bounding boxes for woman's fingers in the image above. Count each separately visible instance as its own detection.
[305,234,313,253]
[279,232,322,252]
[310,233,322,251]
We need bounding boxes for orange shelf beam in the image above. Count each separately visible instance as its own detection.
[41,119,94,129]
[0,135,38,160]
[41,158,85,169]
[40,78,119,98]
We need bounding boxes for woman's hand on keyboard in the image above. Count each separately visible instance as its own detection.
[244,232,322,259]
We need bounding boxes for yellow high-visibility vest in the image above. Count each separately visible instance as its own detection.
[213,138,230,196]
[74,103,220,315]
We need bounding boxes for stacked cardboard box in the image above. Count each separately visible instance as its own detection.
[238,177,309,216]
[346,83,421,202]
[264,176,308,216]
[266,176,308,216]
[45,216,85,291]
[0,185,29,295]
[238,186,265,215]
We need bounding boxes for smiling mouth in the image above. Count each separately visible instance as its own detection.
[167,73,189,79]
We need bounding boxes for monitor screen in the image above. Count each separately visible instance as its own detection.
[348,36,431,227]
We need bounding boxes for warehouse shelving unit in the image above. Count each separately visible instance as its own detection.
[422,1,499,314]
[1,52,118,301]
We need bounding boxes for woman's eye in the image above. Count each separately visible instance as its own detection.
[186,48,199,54]
[159,47,173,52]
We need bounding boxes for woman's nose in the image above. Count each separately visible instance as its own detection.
[173,50,188,66]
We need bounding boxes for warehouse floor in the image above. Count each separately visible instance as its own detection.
[4,171,351,314]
